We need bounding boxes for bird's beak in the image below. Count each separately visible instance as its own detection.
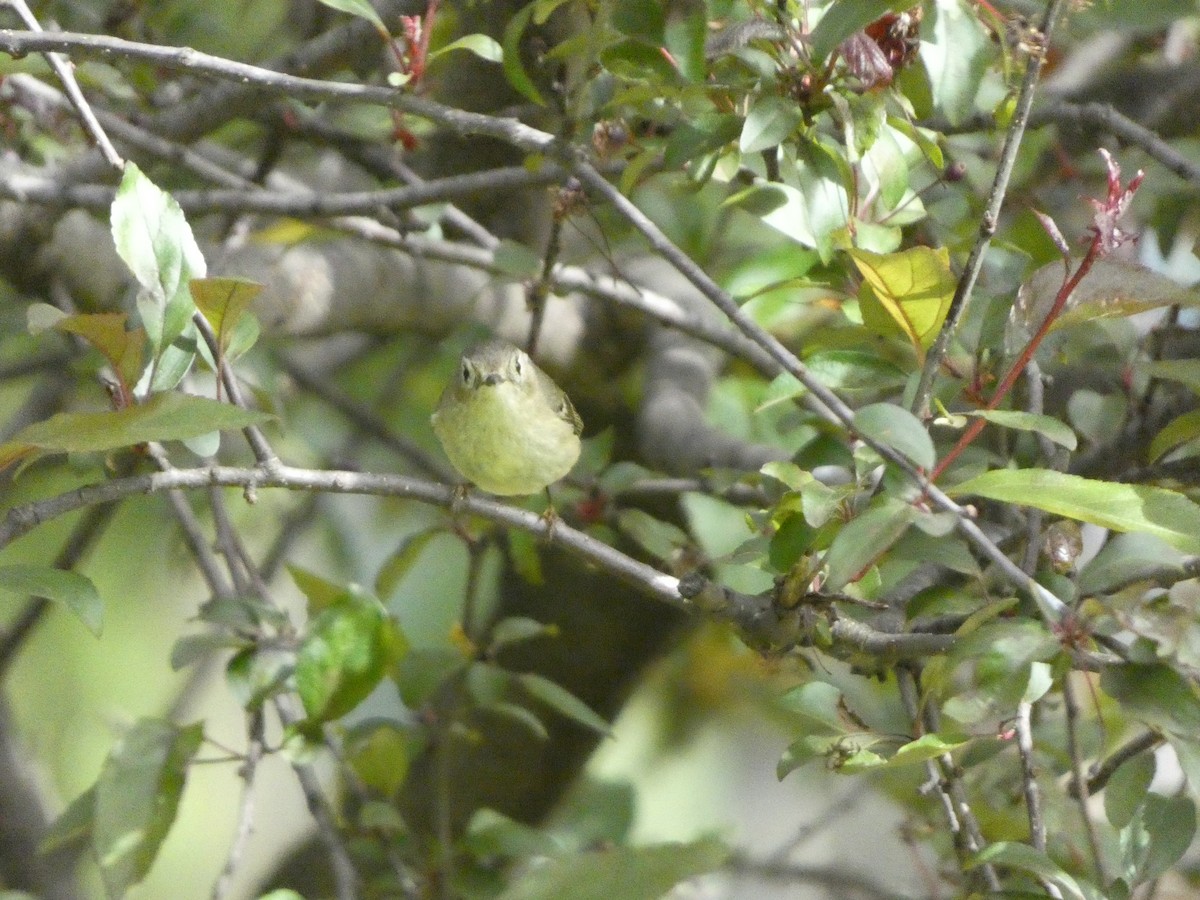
[482,373,504,386]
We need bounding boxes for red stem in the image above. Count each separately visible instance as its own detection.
[929,236,1103,482]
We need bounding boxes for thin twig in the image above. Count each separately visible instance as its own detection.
[930,235,1103,482]
[913,0,1070,418]
[527,214,566,356]
[1062,673,1110,886]
[145,445,235,600]
[924,704,1000,893]
[897,669,1000,892]
[1081,730,1163,797]
[5,163,571,217]
[1,3,123,169]
[190,313,277,467]
[724,853,910,899]
[1014,702,1049,855]
[1036,100,1200,187]
[278,354,451,481]
[266,106,502,249]
[1017,705,1065,900]
[0,29,555,153]
[211,709,265,900]
[274,697,360,900]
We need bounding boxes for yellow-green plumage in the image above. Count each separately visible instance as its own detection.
[431,339,583,495]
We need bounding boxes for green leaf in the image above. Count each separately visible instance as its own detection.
[0,392,273,472]
[493,239,544,279]
[823,496,917,591]
[488,701,551,741]
[296,589,399,722]
[839,732,968,773]
[1133,793,1196,881]
[949,469,1200,554]
[886,732,967,767]
[806,351,908,396]
[756,370,805,411]
[169,632,247,671]
[965,409,1078,451]
[862,122,908,210]
[40,786,95,857]
[517,672,610,735]
[552,779,636,847]
[225,646,291,710]
[750,142,850,262]
[1148,409,1200,463]
[93,719,204,898]
[147,329,199,393]
[854,402,936,470]
[892,528,980,576]
[428,33,504,63]
[465,808,560,861]
[851,246,956,358]
[810,0,914,64]
[287,566,346,616]
[1143,359,1200,397]
[502,2,545,106]
[190,277,262,360]
[778,681,847,734]
[778,734,843,779]
[920,0,989,126]
[509,527,544,585]
[760,461,812,491]
[395,648,468,708]
[1078,533,1185,596]
[489,616,557,650]
[1105,752,1155,829]
[601,39,681,83]
[1022,660,1053,703]
[346,722,414,799]
[52,312,145,392]
[1014,259,1200,345]
[616,509,690,561]
[1068,390,1128,446]
[110,163,205,354]
[496,838,729,900]
[312,0,386,34]
[0,565,103,636]
[533,0,575,24]
[740,96,802,154]
[888,116,943,169]
[1101,664,1200,736]
[375,528,441,598]
[769,513,815,571]
[967,842,1088,900]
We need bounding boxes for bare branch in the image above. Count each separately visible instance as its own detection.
[2,3,122,169]
[0,28,554,152]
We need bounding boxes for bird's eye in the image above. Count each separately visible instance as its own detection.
[461,363,471,383]
[513,357,523,376]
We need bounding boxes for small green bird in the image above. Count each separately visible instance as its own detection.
[431,339,583,496]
